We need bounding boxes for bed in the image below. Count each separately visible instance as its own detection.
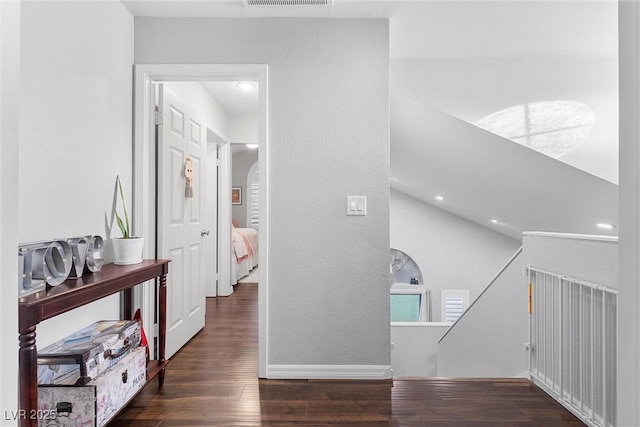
[231,226,259,284]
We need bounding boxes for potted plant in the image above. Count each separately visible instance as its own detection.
[112,175,144,265]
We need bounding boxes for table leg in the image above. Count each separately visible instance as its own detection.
[122,287,133,320]
[158,273,167,387]
[18,325,37,427]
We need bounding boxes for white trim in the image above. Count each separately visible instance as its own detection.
[522,231,618,243]
[133,63,269,378]
[132,66,158,360]
[267,364,392,380]
[391,322,451,327]
[218,136,233,297]
[258,67,269,379]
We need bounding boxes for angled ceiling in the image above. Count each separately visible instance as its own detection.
[391,94,618,240]
[123,0,619,240]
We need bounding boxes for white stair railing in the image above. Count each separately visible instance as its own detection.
[527,266,617,427]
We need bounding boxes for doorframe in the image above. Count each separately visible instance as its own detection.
[133,64,269,377]
[214,130,233,297]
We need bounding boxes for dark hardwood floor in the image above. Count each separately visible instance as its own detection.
[112,283,584,426]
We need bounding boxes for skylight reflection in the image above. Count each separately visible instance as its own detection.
[476,101,595,159]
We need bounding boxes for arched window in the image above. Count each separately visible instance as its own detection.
[476,100,595,159]
[246,161,259,230]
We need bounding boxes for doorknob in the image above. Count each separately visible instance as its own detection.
[201,230,210,237]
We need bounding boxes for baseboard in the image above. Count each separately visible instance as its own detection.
[266,364,393,379]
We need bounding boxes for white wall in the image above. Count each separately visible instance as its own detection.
[522,232,618,288]
[229,114,258,144]
[230,114,259,227]
[618,3,640,424]
[232,149,258,228]
[135,18,391,372]
[437,250,527,378]
[390,189,521,321]
[19,2,134,348]
[390,323,449,377]
[1,0,21,421]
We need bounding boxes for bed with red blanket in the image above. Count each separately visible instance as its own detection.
[231,226,259,283]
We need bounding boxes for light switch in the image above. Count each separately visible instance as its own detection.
[347,196,367,216]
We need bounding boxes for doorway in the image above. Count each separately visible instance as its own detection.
[133,64,269,377]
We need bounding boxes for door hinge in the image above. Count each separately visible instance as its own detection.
[154,110,163,125]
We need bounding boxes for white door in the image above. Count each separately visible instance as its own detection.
[158,84,207,359]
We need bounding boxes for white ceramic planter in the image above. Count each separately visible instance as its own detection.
[112,237,144,265]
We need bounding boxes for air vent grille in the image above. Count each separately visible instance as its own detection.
[244,0,332,6]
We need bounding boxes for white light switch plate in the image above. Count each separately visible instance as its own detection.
[347,196,367,216]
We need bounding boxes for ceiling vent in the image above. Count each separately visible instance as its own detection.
[244,0,332,6]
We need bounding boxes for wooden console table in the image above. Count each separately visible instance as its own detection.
[18,259,170,427]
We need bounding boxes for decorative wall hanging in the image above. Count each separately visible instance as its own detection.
[185,157,194,198]
[18,235,104,296]
[232,187,242,205]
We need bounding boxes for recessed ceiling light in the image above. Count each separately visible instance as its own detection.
[597,223,616,230]
[246,143,259,149]
[236,81,256,91]
[435,195,444,201]
[490,219,500,224]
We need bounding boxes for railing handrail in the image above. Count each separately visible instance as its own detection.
[523,231,618,243]
[438,246,523,343]
[525,265,618,295]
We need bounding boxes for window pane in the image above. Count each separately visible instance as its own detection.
[391,294,422,322]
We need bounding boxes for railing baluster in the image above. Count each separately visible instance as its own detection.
[600,291,609,426]
[527,266,616,427]
[542,272,547,383]
[579,282,584,416]
[559,276,563,399]
[551,275,555,390]
[568,279,573,404]
[590,287,594,423]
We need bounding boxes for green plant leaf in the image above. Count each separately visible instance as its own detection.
[115,212,129,239]
[115,175,131,238]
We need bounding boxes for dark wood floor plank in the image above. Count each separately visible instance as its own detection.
[111,283,584,426]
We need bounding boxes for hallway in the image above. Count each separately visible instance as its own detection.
[112,283,584,426]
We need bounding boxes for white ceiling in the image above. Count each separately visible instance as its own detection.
[200,81,259,116]
[123,0,619,240]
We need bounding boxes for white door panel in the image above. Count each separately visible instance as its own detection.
[188,155,202,223]
[168,248,185,332]
[159,84,207,359]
